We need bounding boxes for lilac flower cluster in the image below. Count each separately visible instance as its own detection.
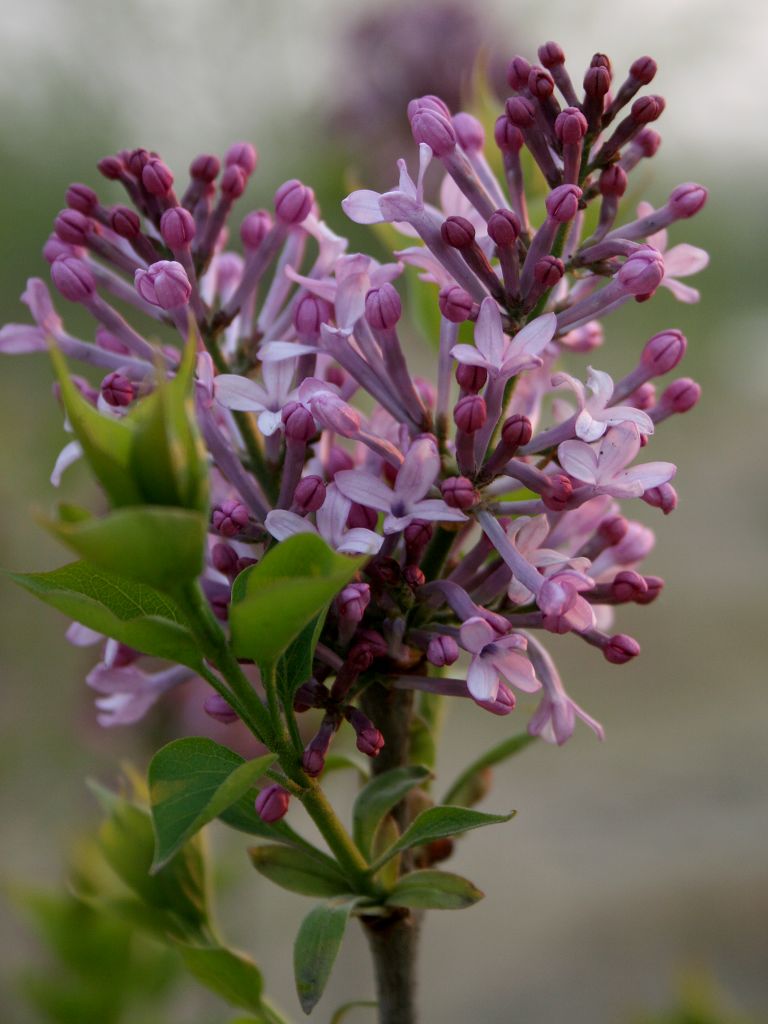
[2,42,707,817]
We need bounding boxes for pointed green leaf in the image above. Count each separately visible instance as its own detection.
[179,945,263,1013]
[218,796,323,854]
[230,534,363,668]
[40,505,207,592]
[276,612,326,703]
[386,869,484,910]
[148,739,276,871]
[330,1001,378,1023]
[370,805,515,872]
[370,815,400,890]
[6,561,202,668]
[442,733,536,807]
[248,845,351,898]
[352,766,431,859]
[293,899,357,1015]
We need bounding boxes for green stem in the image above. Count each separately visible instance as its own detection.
[420,526,457,582]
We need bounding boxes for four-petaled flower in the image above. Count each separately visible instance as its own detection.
[343,143,432,227]
[265,483,383,555]
[553,366,654,441]
[214,357,298,436]
[459,616,540,703]
[638,201,709,304]
[451,297,557,381]
[558,422,676,498]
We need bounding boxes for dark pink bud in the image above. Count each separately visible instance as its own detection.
[502,414,533,450]
[441,476,478,510]
[43,233,78,263]
[346,706,385,758]
[661,377,701,414]
[611,570,648,602]
[452,111,485,152]
[406,94,452,120]
[410,108,457,156]
[189,153,221,182]
[240,209,272,249]
[212,543,239,576]
[55,209,92,246]
[404,519,432,557]
[274,179,314,224]
[281,401,316,442]
[328,446,354,476]
[110,205,141,239]
[635,128,662,157]
[538,41,565,67]
[255,784,291,823]
[294,475,326,513]
[618,248,665,294]
[631,94,665,124]
[591,52,612,71]
[221,164,247,199]
[642,330,686,374]
[66,183,98,214]
[347,502,378,530]
[235,556,257,574]
[599,164,628,197]
[100,371,135,407]
[135,261,191,309]
[365,283,402,329]
[203,693,238,724]
[325,365,346,389]
[631,382,657,410]
[669,182,708,218]
[403,565,425,589]
[642,482,678,514]
[555,106,588,144]
[545,184,582,223]
[604,634,641,664]
[599,515,629,546]
[494,116,524,152]
[338,582,371,623]
[542,473,573,511]
[534,255,564,287]
[427,635,460,668]
[528,65,555,99]
[439,284,474,323]
[127,148,150,177]
[454,394,487,433]
[225,141,258,175]
[456,362,488,394]
[487,208,521,246]
[97,155,124,180]
[142,159,174,197]
[584,64,611,98]
[476,682,516,716]
[51,256,95,302]
[160,206,196,248]
[441,215,476,249]
[630,56,657,84]
[294,293,331,340]
[505,95,536,129]
[212,499,249,537]
[506,55,531,91]
[636,575,664,605]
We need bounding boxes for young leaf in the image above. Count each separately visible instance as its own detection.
[248,845,352,899]
[40,505,207,592]
[329,1001,378,1023]
[6,561,201,669]
[148,739,276,871]
[276,613,326,703]
[293,899,357,1015]
[230,535,363,669]
[385,869,484,910]
[218,796,325,855]
[370,805,516,872]
[352,765,431,859]
[442,733,537,807]
[370,815,400,890]
[178,945,264,1014]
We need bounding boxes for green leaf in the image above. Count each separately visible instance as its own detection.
[352,766,431,859]
[293,899,357,1015]
[321,753,370,781]
[179,945,263,1014]
[6,561,201,668]
[41,505,207,592]
[218,796,322,853]
[386,870,484,910]
[230,534,363,669]
[276,612,326,703]
[148,739,276,871]
[330,1001,378,1023]
[248,845,351,898]
[370,815,400,890]
[442,733,536,807]
[370,805,515,872]
[49,343,142,508]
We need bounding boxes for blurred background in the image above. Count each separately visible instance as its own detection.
[1,1,766,1022]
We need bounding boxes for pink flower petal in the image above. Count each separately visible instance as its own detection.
[335,470,393,513]
[342,189,386,224]
[662,243,709,277]
[466,656,499,702]
[475,297,505,366]
[558,439,600,483]
[395,436,440,504]
[265,510,317,542]
[214,374,268,411]
[459,616,496,654]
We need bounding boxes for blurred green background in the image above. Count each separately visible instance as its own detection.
[1,1,766,1022]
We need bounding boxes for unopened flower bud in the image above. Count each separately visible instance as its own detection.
[404,519,432,561]
[347,502,378,530]
[538,41,565,67]
[642,330,686,374]
[327,446,354,476]
[274,179,314,224]
[505,95,536,129]
[441,215,476,249]
[506,55,531,91]
[406,94,452,120]
[51,255,95,302]
[346,706,385,758]
[441,476,478,510]
[584,64,611,98]
[493,116,524,152]
[134,260,191,309]
[454,394,487,433]
[294,293,331,340]
[611,570,648,602]
[630,55,657,84]
[255,784,290,823]
[561,321,604,352]
[427,634,460,667]
[632,94,665,124]
[669,182,708,218]
[240,209,272,249]
[97,155,124,180]
[221,164,247,199]
[476,682,516,716]
[599,165,628,197]
[618,248,665,294]
[225,141,258,175]
[502,414,533,450]
[338,583,370,623]
[642,482,678,514]
[212,499,249,537]
[211,543,239,576]
[528,65,555,99]
[203,693,238,724]
[365,283,402,329]
[142,159,174,197]
[452,111,485,152]
[631,382,656,410]
[439,285,474,323]
[635,128,662,157]
[66,183,98,215]
[302,714,338,777]
[100,371,135,407]
[456,362,488,393]
[189,153,220,182]
[545,184,582,223]
[235,556,257,574]
[636,575,664,604]
[534,255,564,287]
[55,209,92,246]
[410,108,457,156]
[487,208,521,246]
[110,205,141,239]
[160,206,195,248]
[660,377,701,414]
[542,473,573,511]
[599,515,629,546]
[555,106,588,144]
[127,148,150,177]
[282,401,316,442]
[604,634,641,664]
[293,475,326,513]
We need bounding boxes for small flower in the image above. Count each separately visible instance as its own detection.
[86,663,192,727]
[459,616,539,703]
[214,358,299,436]
[553,366,654,441]
[558,422,676,498]
[638,200,709,303]
[265,483,383,556]
[451,297,556,381]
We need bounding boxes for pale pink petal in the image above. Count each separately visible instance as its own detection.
[616,460,676,491]
[395,436,440,503]
[214,374,268,411]
[342,189,386,224]
[316,483,351,547]
[51,440,83,486]
[551,370,586,406]
[335,470,394,513]
[466,656,499,702]
[262,356,297,403]
[265,510,318,542]
[509,312,557,358]
[66,622,103,646]
[475,297,506,366]
[0,324,48,353]
[284,265,337,303]
[257,409,283,436]
[662,278,701,304]
[259,340,318,362]
[558,439,600,483]
[408,499,468,523]
[459,616,496,654]
[598,404,654,436]
[662,243,709,277]
[573,700,605,740]
[565,596,596,632]
[22,278,63,332]
[584,366,615,412]
[450,343,492,370]
[415,143,433,199]
[514,514,550,553]
[337,529,384,555]
[595,423,641,480]
[574,409,606,442]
